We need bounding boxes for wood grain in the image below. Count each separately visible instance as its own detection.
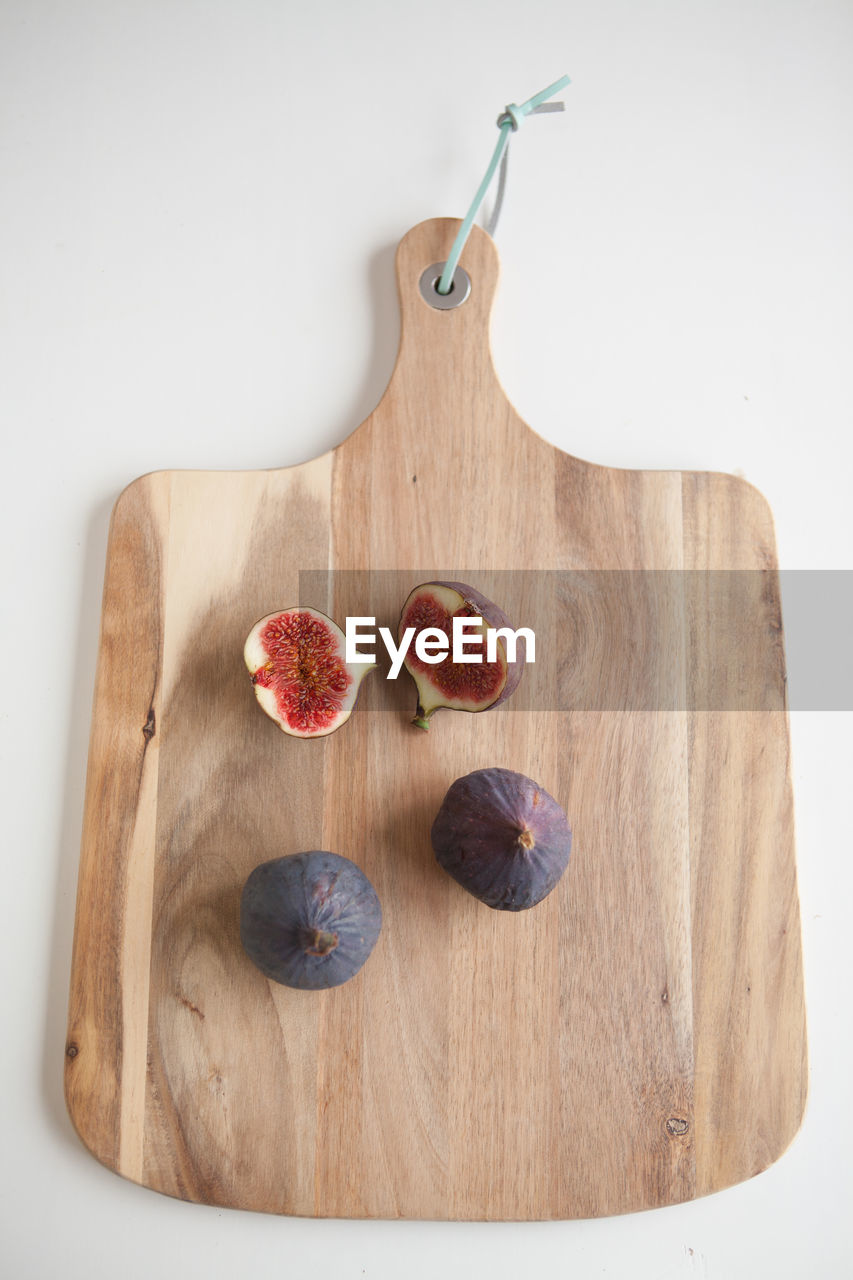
[65,218,807,1218]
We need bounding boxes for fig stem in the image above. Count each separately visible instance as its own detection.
[304,929,339,957]
[412,702,433,731]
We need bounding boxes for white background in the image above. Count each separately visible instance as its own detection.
[2,1,851,1275]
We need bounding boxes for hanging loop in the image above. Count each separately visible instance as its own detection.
[436,74,571,297]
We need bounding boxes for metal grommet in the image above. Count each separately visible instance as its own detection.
[418,262,471,310]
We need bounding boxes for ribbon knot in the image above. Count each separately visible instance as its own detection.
[497,103,524,132]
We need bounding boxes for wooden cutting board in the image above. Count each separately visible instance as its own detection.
[65,218,807,1219]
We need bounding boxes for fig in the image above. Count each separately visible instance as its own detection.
[240,851,382,989]
[431,768,571,911]
[398,581,526,730]
[244,606,375,738]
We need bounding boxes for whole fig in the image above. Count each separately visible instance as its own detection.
[431,768,571,911]
[240,851,382,989]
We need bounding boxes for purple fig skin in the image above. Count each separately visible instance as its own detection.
[431,768,571,911]
[240,851,382,990]
[434,581,526,707]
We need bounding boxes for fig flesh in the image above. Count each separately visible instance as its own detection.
[240,851,382,989]
[244,607,375,738]
[431,768,571,911]
[399,581,525,730]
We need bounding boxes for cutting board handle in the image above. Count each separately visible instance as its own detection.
[381,218,507,415]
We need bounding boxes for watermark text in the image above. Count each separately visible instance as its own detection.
[346,616,535,675]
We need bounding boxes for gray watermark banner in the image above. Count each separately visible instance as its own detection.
[298,570,853,712]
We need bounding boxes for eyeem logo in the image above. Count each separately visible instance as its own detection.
[345,617,535,678]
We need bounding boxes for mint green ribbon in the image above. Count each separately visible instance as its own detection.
[437,74,571,296]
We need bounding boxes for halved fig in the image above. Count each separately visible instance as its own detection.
[244,607,375,738]
[398,581,525,730]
